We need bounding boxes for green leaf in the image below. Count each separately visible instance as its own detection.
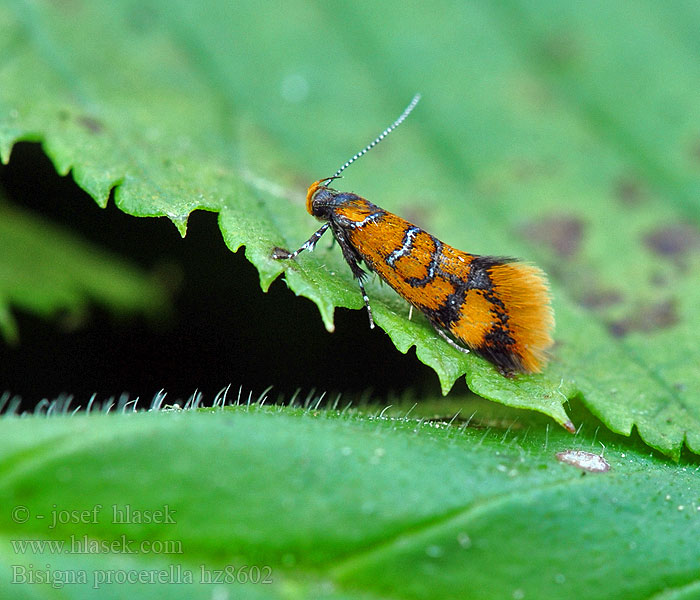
[0,193,168,342]
[1,1,699,456]
[0,406,698,599]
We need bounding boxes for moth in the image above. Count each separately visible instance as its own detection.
[273,95,554,374]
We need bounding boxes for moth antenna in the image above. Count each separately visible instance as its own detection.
[330,93,421,180]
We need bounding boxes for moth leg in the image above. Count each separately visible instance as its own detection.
[332,225,375,330]
[271,223,330,260]
[431,322,470,355]
[355,275,375,329]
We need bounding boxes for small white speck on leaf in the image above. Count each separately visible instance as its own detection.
[556,449,610,473]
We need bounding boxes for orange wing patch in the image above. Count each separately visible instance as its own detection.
[450,290,496,348]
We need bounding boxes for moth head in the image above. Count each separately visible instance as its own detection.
[306,177,341,218]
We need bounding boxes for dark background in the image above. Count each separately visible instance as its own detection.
[0,143,440,411]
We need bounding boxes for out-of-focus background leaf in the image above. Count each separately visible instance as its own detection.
[1,1,699,458]
[1,405,698,600]
[0,192,167,343]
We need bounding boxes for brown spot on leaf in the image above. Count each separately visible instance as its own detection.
[401,204,430,230]
[614,176,645,206]
[541,33,579,67]
[77,115,104,134]
[607,299,678,338]
[512,159,555,181]
[649,272,669,287]
[564,268,624,312]
[577,289,623,310]
[519,215,585,258]
[689,137,700,165]
[644,224,700,258]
